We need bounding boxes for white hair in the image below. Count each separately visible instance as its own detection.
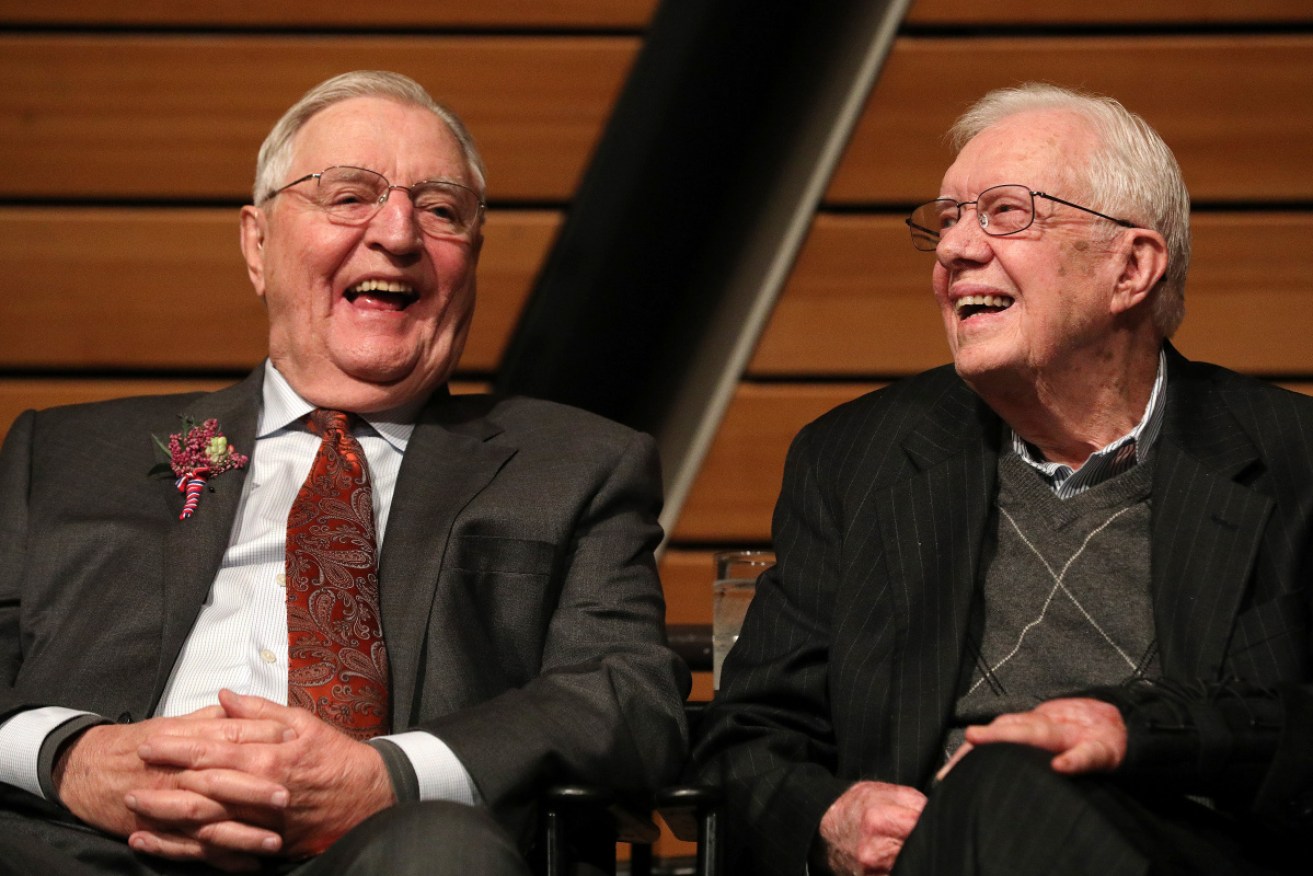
[252,70,486,205]
[951,83,1190,337]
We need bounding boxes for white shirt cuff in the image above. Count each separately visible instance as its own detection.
[378,730,481,805]
[0,707,98,799]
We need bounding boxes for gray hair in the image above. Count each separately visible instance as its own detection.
[950,83,1189,337]
[252,70,486,205]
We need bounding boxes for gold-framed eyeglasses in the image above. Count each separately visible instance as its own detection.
[905,183,1136,252]
[266,165,486,238]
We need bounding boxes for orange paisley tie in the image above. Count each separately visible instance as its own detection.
[285,409,390,739]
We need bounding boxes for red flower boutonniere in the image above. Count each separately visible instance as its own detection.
[150,417,249,520]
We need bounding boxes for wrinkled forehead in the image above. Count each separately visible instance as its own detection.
[288,96,474,187]
[942,110,1097,199]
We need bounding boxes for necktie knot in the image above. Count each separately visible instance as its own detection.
[308,408,351,439]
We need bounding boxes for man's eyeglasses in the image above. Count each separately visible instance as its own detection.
[905,183,1136,252]
[265,165,486,239]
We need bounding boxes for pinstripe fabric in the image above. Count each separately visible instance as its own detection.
[692,346,1313,875]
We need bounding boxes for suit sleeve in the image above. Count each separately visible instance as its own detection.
[1090,678,1313,836]
[419,430,690,840]
[691,424,852,876]
[0,410,34,710]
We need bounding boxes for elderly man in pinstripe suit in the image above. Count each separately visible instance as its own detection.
[693,83,1312,876]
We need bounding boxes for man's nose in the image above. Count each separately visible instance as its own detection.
[367,188,423,252]
[936,205,990,265]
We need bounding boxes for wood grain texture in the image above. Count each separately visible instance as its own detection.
[0,208,557,371]
[0,35,637,202]
[0,0,656,28]
[830,35,1313,204]
[673,383,882,542]
[906,0,1313,24]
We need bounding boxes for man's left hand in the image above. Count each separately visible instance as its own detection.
[127,690,396,862]
[937,697,1127,781]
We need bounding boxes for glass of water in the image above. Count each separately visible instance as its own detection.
[712,550,775,689]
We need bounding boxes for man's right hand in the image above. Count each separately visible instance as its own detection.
[53,709,293,872]
[818,781,927,876]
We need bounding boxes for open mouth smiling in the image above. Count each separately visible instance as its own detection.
[954,294,1014,320]
[345,279,420,310]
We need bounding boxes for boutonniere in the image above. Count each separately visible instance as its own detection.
[150,417,249,520]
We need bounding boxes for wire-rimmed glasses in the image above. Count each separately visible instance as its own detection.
[905,183,1136,252]
[266,165,486,239]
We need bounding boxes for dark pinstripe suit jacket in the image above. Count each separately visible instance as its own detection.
[693,347,1313,875]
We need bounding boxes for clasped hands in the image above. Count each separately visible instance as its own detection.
[54,689,394,872]
[818,697,1128,876]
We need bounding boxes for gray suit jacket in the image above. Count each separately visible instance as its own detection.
[0,368,689,846]
[693,348,1313,874]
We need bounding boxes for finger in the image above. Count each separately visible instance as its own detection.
[139,728,292,771]
[965,715,1063,751]
[175,767,290,811]
[857,835,904,874]
[128,825,280,867]
[126,788,235,825]
[935,743,973,782]
[181,705,228,721]
[146,716,294,748]
[128,778,288,823]
[1051,738,1119,774]
[218,689,293,724]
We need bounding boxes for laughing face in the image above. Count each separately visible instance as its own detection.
[239,96,482,413]
[932,110,1130,395]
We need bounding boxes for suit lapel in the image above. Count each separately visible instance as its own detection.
[1151,354,1271,678]
[153,370,263,707]
[378,394,514,727]
[876,379,999,782]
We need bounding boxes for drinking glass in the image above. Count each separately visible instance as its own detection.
[712,550,775,689]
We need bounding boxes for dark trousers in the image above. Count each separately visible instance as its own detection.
[0,800,531,876]
[892,743,1298,876]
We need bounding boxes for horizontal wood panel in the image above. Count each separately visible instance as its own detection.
[831,35,1313,204]
[0,0,655,28]
[673,383,880,542]
[6,1,1304,34]
[660,549,718,626]
[0,207,557,371]
[906,0,1313,24]
[0,379,488,443]
[674,377,1313,543]
[752,211,1313,377]
[0,35,636,202]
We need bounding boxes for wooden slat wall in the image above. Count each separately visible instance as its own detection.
[0,16,640,423]
[662,5,1313,624]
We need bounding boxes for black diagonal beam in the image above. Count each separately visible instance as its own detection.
[496,0,910,533]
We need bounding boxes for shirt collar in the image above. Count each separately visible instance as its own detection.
[1011,348,1167,491]
[257,360,422,453]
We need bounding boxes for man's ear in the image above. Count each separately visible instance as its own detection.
[1110,228,1168,316]
[239,205,269,299]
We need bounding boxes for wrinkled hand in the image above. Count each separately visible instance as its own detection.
[128,690,395,864]
[938,697,1127,782]
[818,780,927,876]
[54,705,294,872]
